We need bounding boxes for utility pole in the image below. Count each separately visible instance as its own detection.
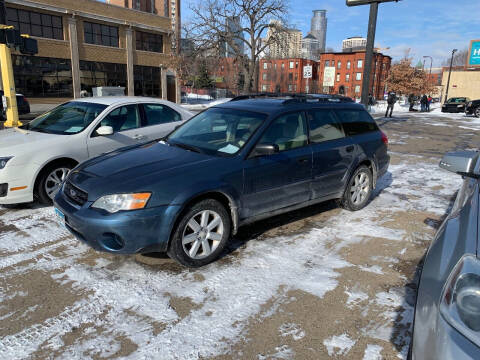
[360,2,378,106]
[0,0,20,127]
[444,49,458,104]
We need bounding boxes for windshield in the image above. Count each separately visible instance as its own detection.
[24,102,107,135]
[448,98,467,103]
[167,107,266,156]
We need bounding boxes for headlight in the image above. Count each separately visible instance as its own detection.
[440,255,480,345]
[92,193,151,213]
[0,157,12,169]
[468,102,473,107]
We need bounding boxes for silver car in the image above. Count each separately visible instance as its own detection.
[411,151,480,359]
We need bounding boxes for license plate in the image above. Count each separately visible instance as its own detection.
[54,207,66,227]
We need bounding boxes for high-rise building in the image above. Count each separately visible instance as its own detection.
[266,21,302,59]
[310,10,327,53]
[302,33,320,60]
[107,0,180,53]
[342,37,367,52]
[220,16,244,57]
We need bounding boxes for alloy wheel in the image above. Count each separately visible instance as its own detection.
[350,172,370,206]
[182,210,224,259]
[475,107,480,118]
[45,167,70,200]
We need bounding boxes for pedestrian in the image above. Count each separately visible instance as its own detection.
[408,93,415,111]
[421,94,428,112]
[427,95,432,112]
[385,91,396,118]
[368,93,374,112]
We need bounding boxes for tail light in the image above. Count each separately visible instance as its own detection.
[381,131,388,145]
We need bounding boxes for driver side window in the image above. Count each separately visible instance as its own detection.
[258,112,308,151]
[99,105,141,133]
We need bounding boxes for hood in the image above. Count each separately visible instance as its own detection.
[69,142,217,198]
[0,127,63,154]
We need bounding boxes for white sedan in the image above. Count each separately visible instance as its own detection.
[0,97,193,205]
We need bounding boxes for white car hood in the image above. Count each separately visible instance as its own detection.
[0,128,64,155]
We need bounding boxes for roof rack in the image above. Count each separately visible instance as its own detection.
[231,93,355,104]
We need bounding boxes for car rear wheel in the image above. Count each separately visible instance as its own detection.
[36,162,74,204]
[475,107,480,118]
[168,199,231,267]
[340,165,373,211]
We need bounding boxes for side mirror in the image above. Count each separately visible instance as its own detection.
[440,151,480,178]
[96,126,114,136]
[252,143,279,157]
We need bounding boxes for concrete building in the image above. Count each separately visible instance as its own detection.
[441,68,480,101]
[107,0,180,53]
[266,21,302,59]
[342,37,367,52]
[301,33,321,60]
[310,10,327,54]
[5,0,178,101]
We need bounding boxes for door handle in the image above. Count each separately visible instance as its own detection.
[133,134,146,140]
[297,157,309,164]
[346,145,354,153]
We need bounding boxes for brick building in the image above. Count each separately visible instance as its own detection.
[259,58,319,94]
[318,51,391,100]
[5,0,178,101]
[258,51,391,100]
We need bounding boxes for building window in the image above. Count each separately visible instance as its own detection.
[134,65,161,97]
[262,85,268,92]
[336,74,340,82]
[346,74,350,82]
[337,61,341,69]
[133,0,141,9]
[347,61,351,70]
[295,62,298,68]
[136,31,164,53]
[288,84,293,91]
[80,61,127,95]
[355,85,361,93]
[289,61,294,69]
[295,73,298,81]
[357,59,363,68]
[281,63,285,69]
[6,7,63,40]
[12,55,73,97]
[288,73,293,81]
[274,63,277,70]
[356,72,362,81]
[262,73,267,80]
[331,60,335,68]
[84,21,119,47]
[263,62,267,69]
[325,60,329,67]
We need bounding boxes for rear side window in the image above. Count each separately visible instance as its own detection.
[307,110,345,143]
[335,109,378,136]
[258,112,308,151]
[143,103,181,126]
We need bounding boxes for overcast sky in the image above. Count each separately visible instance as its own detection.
[182,0,479,66]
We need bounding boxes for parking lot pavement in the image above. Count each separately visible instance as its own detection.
[0,112,479,359]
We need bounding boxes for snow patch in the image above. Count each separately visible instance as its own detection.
[363,344,383,360]
[323,333,356,356]
[279,323,305,341]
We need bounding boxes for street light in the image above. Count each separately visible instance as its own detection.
[444,49,457,103]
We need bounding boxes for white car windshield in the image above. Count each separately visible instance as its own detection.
[23,102,107,135]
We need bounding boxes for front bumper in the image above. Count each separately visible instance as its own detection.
[54,190,181,254]
[0,165,35,204]
[442,106,465,113]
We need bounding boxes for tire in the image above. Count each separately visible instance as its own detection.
[35,161,75,205]
[475,107,480,118]
[168,199,231,267]
[340,165,373,211]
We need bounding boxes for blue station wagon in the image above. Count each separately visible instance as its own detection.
[54,96,390,267]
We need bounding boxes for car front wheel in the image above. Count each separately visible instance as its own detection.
[340,165,373,211]
[36,163,74,204]
[168,199,231,267]
[475,107,480,118]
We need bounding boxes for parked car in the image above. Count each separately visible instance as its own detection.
[465,99,480,118]
[0,97,192,205]
[442,97,470,113]
[54,96,390,267]
[0,91,30,119]
[410,151,480,360]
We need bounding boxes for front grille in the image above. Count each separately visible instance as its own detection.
[64,181,88,206]
[0,183,7,197]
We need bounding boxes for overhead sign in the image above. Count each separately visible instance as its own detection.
[323,67,335,87]
[468,40,480,67]
[303,65,313,79]
[346,0,398,6]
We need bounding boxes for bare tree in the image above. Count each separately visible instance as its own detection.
[442,48,469,67]
[187,0,289,93]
